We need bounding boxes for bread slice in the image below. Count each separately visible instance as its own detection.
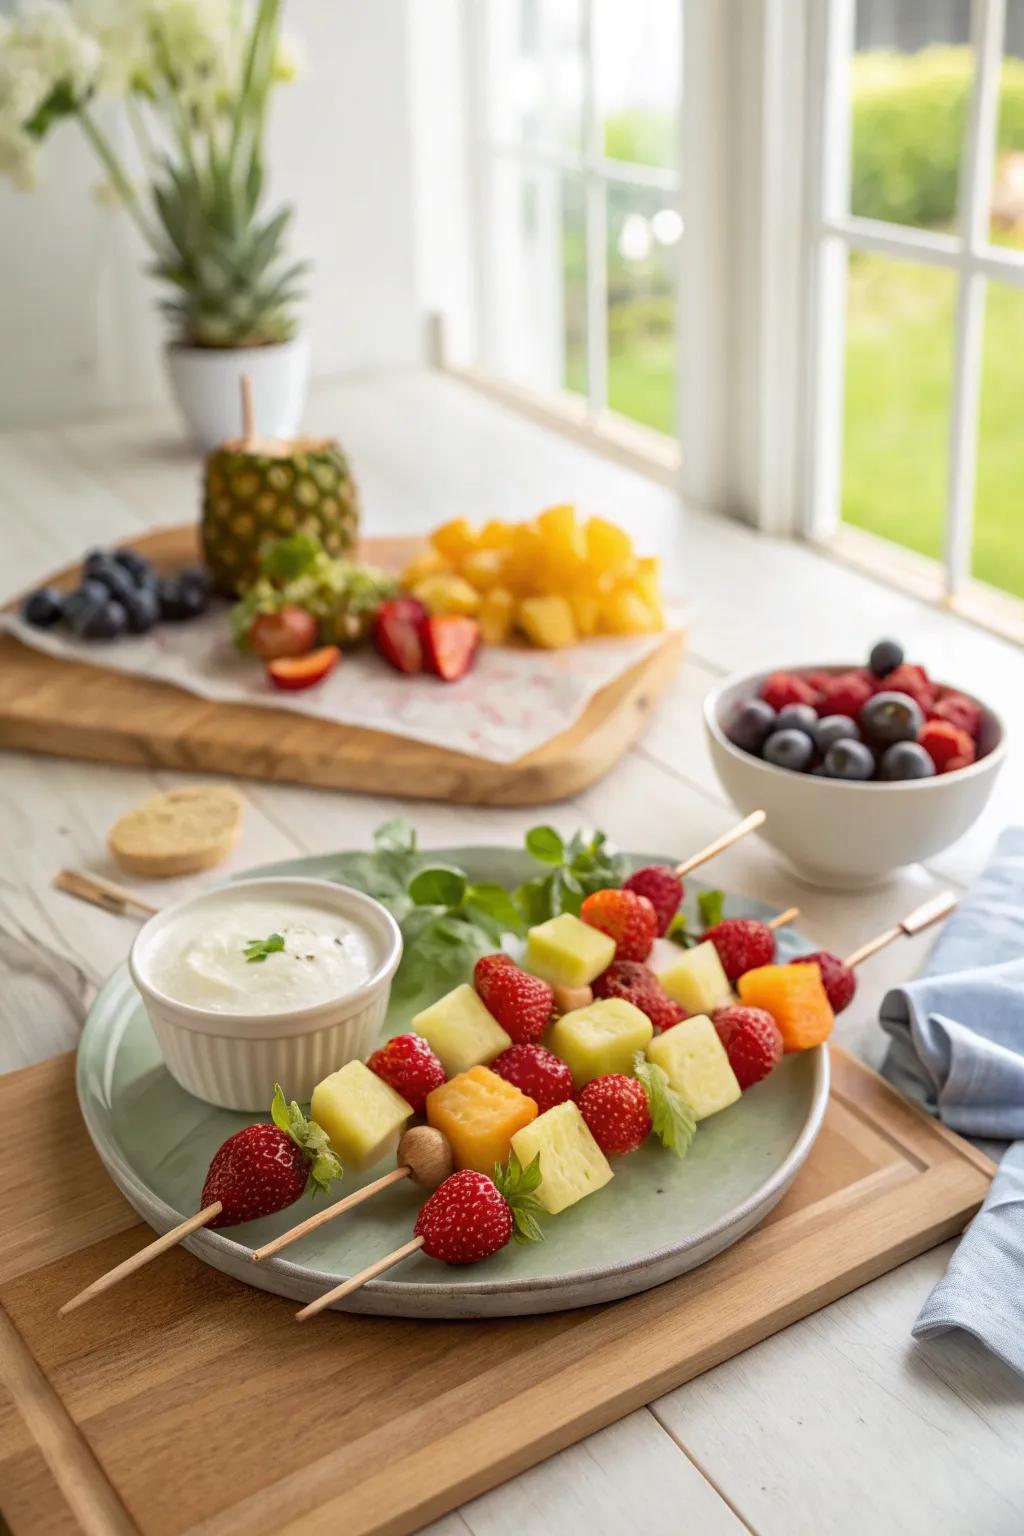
[109,786,244,878]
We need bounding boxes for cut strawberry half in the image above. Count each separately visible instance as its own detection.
[422,615,480,681]
[267,645,340,691]
[375,596,428,674]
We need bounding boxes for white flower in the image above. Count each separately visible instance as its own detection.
[11,1,101,101]
[150,0,238,124]
[72,0,154,96]
[0,120,40,189]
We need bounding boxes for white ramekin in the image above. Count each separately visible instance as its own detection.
[129,877,403,1111]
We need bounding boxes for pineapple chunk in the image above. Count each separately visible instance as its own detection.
[517,595,577,649]
[524,913,615,989]
[311,1060,412,1170]
[567,590,599,639]
[548,997,653,1088]
[461,548,508,592]
[653,939,733,1015]
[478,519,514,551]
[601,587,661,636]
[411,984,511,1076]
[585,516,634,574]
[478,586,516,645]
[511,1101,613,1214]
[426,1065,537,1173]
[646,1015,741,1120]
[412,573,480,617]
[430,517,478,563]
[402,547,448,587]
[536,504,586,583]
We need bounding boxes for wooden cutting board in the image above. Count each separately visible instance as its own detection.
[0,526,685,806]
[0,1048,993,1536]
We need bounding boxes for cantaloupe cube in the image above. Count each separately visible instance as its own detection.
[653,940,733,1015]
[600,587,661,635]
[738,964,834,1052]
[311,1060,413,1170]
[412,573,480,617]
[585,516,634,573]
[426,1065,538,1173]
[478,586,516,645]
[524,913,616,989]
[430,517,478,563]
[517,595,577,649]
[511,1101,613,1214]
[646,1014,741,1120]
[411,984,511,1075]
[548,997,653,1088]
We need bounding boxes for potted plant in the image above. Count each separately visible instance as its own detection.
[0,0,308,448]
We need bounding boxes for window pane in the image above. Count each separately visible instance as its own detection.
[485,0,584,153]
[841,252,954,562]
[595,0,680,169]
[973,281,1024,599]
[562,175,587,398]
[850,1,973,232]
[607,184,678,434]
[989,0,1024,245]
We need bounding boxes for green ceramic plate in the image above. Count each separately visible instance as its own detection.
[76,847,829,1318]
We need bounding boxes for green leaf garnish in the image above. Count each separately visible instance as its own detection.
[244,932,286,964]
[493,1152,545,1243]
[270,1084,343,1195]
[514,826,627,923]
[697,889,726,930]
[408,865,469,909]
[632,1054,697,1159]
[525,825,565,866]
[260,531,320,583]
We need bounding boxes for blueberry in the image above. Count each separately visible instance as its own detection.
[158,575,209,621]
[775,703,819,737]
[878,742,935,781]
[823,739,876,780]
[113,548,153,585]
[860,690,924,746]
[868,638,904,677]
[21,586,64,628]
[83,549,117,580]
[90,561,137,604]
[123,584,161,634]
[814,714,861,754]
[78,577,112,606]
[726,698,777,754]
[177,564,211,595]
[763,728,815,772]
[66,593,127,640]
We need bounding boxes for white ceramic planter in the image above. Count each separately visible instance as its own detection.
[165,336,311,451]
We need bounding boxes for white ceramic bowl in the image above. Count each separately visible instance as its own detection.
[704,666,1006,888]
[130,877,402,1111]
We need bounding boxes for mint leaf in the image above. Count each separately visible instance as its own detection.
[493,1152,545,1243]
[244,932,285,963]
[697,889,726,930]
[464,882,526,940]
[269,1083,343,1194]
[408,865,468,909]
[633,1054,697,1158]
[375,818,416,856]
[525,825,565,865]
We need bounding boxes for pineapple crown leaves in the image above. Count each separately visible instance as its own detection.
[270,1084,342,1197]
[492,1152,545,1244]
[632,1054,698,1159]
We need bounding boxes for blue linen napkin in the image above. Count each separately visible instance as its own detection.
[879,826,1024,1375]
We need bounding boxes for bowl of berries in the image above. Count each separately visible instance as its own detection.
[704,639,1006,888]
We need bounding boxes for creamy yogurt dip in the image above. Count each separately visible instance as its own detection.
[145,892,375,1015]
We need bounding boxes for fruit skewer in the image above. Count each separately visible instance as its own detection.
[672,809,766,878]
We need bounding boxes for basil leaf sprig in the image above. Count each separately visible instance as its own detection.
[514,826,629,924]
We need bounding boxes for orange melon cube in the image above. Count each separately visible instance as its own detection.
[738,964,834,1052]
[430,518,478,564]
[426,1065,538,1174]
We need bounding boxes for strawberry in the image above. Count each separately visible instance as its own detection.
[761,671,816,712]
[814,669,875,720]
[878,663,937,712]
[578,1074,651,1155]
[200,1085,342,1228]
[623,864,683,935]
[592,959,686,1033]
[375,595,428,674]
[267,645,340,691]
[474,953,554,1044]
[943,754,974,772]
[930,691,982,739]
[367,1033,446,1113]
[422,615,480,681]
[703,917,775,982]
[490,1043,575,1112]
[788,950,856,1014]
[580,887,658,963]
[413,1157,544,1264]
[919,719,976,772]
[712,1006,783,1089]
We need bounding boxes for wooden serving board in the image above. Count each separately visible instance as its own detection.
[0,1049,993,1536]
[0,526,685,806]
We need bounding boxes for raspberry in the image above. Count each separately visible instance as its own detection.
[703,918,774,982]
[366,1033,446,1113]
[592,959,686,1033]
[814,670,875,720]
[623,864,683,935]
[580,888,658,962]
[578,1074,652,1156]
[788,951,856,1014]
[879,663,937,712]
[919,720,975,773]
[761,671,816,712]
[473,953,554,1044]
[930,691,982,739]
[712,1006,783,1089]
[490,1043,574,1112]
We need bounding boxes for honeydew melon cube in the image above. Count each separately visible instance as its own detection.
[646,1014,741,1120]
[524,913,616,989]
[311,1060,413,1170]
[653,939,733,1015]
[510,1100,613,1214]
[411,984,511,1076]
[548,997,653,1088]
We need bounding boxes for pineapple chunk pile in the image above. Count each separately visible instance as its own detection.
[402,505,664,648]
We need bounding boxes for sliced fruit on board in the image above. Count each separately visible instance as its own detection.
[510,1100,614,1215]
[411,983,512,1076]
[426,1065,538,1174]
[375,596,428,674]
[422,614,480,681]
[267,645,340,691]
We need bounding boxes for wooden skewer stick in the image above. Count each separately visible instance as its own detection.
[767,906,800,932]
[240,372,255,444]
[674,810,766,878]
[54,868,159,918]
[843,891,958,970]
[252,1166,411,1263]
[295,1236,425,1321]
[59,1202,222,1316]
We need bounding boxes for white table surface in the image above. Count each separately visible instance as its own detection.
[1,369,1022,1535]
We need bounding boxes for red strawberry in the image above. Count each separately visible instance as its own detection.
[578,1074,651,1156]
[413,1159,544,1264]
[474,954,554,1044]
[592,959,686,1033]
[703,917,775,982]
[879,663,937,712]
[788,951,856,1014]
[267,645,340,691]
[490,1043,574,1112]
[761,671,816,711]
[580,887,658,962]
[422,615,480,681]
[814,670,875,720]
[375,596,428,674]
[367,1033,445,1113]
[943,754,974,773]
[200,1085,342,1228]
[623,864,683,935]
[930,691,982,739]
[919,719,975,772]
[712,1006,783,1089]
